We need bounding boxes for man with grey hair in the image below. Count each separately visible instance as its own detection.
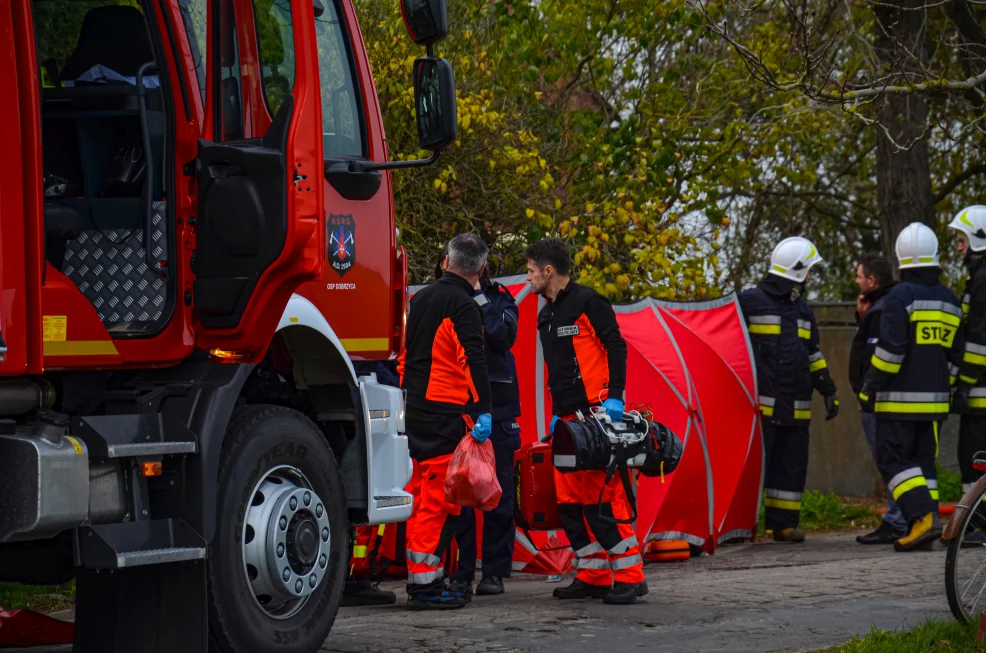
[398,233,493,610]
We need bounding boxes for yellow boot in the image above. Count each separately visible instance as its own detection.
[894,512,942,552]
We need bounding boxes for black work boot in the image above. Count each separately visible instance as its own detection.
[773,528,806,543]
[447,578,473,603]
[341,577,397,607]
[856,521,905,545]
[603,581,649,605]
[961,528,986,549]
[552,578,611,600]
[476,576,504,596]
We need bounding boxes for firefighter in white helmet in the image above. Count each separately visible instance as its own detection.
[740,237,839,543]
[948,206,986,500]
[858,222,963,551]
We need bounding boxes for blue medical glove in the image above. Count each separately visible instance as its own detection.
[602,398,625,422]
[471,413,492,443]
[550,415,560,434]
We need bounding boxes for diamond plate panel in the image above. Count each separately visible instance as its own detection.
[63,202,167,330]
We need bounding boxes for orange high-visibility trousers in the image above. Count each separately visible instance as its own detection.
[405,453,461,592]
[554,468,645,586]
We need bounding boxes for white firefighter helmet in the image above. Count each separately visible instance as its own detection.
[948,205,986,253]
[767,236,823,283]
[895,222,940,269]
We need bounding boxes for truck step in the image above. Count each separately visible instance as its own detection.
[74,414,197,458]
[116,546,207,568]
[76,518,207,570]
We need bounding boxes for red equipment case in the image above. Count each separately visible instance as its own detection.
[514,442,562,530]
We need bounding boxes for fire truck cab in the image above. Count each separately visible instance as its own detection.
[0,0,456,651]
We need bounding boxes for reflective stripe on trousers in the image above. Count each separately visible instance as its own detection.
[405,453,461,591]
[764,488,802,512]
[887,466,927,501]
[554,467,645,585]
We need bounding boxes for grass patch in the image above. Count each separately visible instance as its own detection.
[0,580,75,612]
[939,463,964,503]
[821,618,981,652]
[758,491,881,534]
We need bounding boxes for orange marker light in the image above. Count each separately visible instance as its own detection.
[142,462,162,477]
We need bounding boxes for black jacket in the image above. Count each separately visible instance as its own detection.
[860,267,962,420]
[849,283,895,400]
[468,280,521,422]
[956,255,986,412]
[739,275,836,425]
[538,280,627,417]
[398,273,491,459]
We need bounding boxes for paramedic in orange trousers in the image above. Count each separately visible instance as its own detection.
[525,238,648,605]
[398,233,494,611]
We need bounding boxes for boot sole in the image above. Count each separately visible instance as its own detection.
[553,590,610,600]
[894,528,943,552]
[856,538,899,545]
[603,593,639,605]
[475,587,504,596]
[405,601,466,611]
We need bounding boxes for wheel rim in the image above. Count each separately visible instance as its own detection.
[242,465,332,620]
[951,494,986,621]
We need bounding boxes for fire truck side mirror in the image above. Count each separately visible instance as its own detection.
[413,57,457,151]
[401,0,448,47]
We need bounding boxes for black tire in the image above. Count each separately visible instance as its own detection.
[946,486,986,622]
[208,405,348,653]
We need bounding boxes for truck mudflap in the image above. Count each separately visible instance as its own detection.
[358,375,413,524]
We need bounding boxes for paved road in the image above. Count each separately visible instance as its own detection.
[13,534,952,653]
[325,534,950,653]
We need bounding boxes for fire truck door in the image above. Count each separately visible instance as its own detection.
[193,0,324,350]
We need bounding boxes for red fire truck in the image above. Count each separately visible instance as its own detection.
[0,0,456,651]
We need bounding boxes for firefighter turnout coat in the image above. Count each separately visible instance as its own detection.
[957,256,986,411]
[859,268,962,419]
[740,276,836,425]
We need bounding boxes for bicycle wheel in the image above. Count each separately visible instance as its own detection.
[946,485,986,622]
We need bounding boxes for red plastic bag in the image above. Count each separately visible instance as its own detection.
[444,436,502,510]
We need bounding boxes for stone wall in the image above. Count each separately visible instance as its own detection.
[804,304,959,497]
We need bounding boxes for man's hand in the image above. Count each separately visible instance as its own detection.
[471,413,492,443]
[856,294,871,318]
[954,385,972,416]
[602,398,624,422]
[858,388,875,412]
[824,395,840,421]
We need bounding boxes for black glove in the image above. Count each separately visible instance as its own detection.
[954,384,972,416]
[824,395,839,421]
[858,388,875,413]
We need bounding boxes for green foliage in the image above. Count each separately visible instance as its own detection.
[358,0,986,298]
[821,619,979,653]
[757,491,880,533]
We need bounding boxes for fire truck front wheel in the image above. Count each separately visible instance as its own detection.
[208,405,348,653]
